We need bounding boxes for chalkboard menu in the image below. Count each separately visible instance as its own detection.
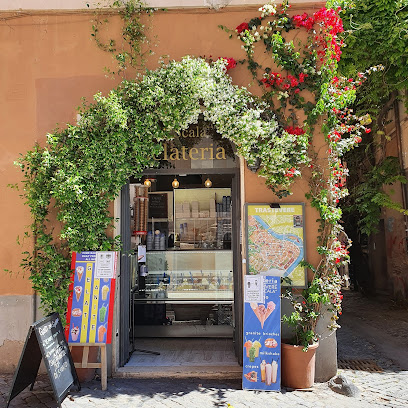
[7,313,80,408]
[148,193,168,219]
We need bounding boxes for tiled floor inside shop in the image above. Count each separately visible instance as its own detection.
[125,338,239,367]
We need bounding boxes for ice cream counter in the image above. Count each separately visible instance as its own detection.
[139,250,234,302]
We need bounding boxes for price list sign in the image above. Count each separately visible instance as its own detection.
[66,251,117,344]
[7,313,80,408]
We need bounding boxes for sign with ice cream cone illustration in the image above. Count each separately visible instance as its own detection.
[243,275,280,391]
[66,252,118,344]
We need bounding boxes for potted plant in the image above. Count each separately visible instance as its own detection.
[281,257,346,389]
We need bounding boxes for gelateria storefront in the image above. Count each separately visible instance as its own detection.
[117,120,243,374]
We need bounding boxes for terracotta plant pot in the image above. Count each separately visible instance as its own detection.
[281,342,319,389]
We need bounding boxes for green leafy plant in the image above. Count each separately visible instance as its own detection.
[329,0,408,237]
[16,57,290,322]
[91,0,159,76]
[350,156,408,235]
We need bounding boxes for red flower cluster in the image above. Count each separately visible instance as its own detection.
[236,22,249,34]
[332,238,349,266]
[314,7,344,37]
[292,13,315,30]
[293,7,343,36]
[328,130,341,142]
[261,72,307,92]
[220,57,237,71]
[293,7,344,62]
[330,161,348,203]
[285,167,297,178]
[285,126,305,135]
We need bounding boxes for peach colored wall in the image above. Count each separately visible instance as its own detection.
[0,5,323,296]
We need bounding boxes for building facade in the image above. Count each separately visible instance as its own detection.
[0,0,334,379]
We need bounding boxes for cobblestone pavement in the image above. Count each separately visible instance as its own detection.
[2,291,408,408]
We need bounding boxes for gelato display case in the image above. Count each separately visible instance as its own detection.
[144,250,233,301]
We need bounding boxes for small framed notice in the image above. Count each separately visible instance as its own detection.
[95,251,116,279]
[244,276,265,303]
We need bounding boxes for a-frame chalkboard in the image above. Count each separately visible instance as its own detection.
[7,313,80,408]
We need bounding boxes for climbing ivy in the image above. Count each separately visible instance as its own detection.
[91,0,159,76]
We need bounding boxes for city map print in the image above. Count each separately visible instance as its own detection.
[247,204,306,287]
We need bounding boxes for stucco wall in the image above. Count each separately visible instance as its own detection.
[0,5,326,371]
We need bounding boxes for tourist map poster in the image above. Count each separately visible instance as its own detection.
[246,203,306,287]
[65,252,118,344]
[243,275,281,391]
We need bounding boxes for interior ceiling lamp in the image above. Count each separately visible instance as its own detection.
[143,178,152,188]
[172,177,180,189]
[204,178,212,188]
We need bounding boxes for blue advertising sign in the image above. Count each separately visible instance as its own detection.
[243,275,281,391]
[65,251,117,344]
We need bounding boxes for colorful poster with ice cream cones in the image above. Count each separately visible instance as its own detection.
[65,251,117,344]
[243,276,280,391]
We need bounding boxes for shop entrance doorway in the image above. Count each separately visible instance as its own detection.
[119,122,242,370]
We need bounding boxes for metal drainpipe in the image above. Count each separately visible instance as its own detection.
[393,96,408,253]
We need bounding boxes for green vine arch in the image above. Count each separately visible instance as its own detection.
[17,57,302,321]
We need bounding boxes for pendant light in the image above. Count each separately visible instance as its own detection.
[204,178,212,188]
[144,178,152,188]
[172,177,180,189]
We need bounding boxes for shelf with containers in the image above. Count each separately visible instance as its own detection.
[174,188,232,250]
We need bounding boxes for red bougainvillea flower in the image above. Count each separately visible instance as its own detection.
[220,57,237,71]
[236,22,249,34]
[365,128,371,133]
[285,126,306,135]
[298,72,308,83]
[287,74,298,87]
[261,77,271,88]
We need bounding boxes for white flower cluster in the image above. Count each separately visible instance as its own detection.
[259,1,277,18]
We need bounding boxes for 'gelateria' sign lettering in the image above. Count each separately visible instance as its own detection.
[161,143,226,161]
[157,124,227,161]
